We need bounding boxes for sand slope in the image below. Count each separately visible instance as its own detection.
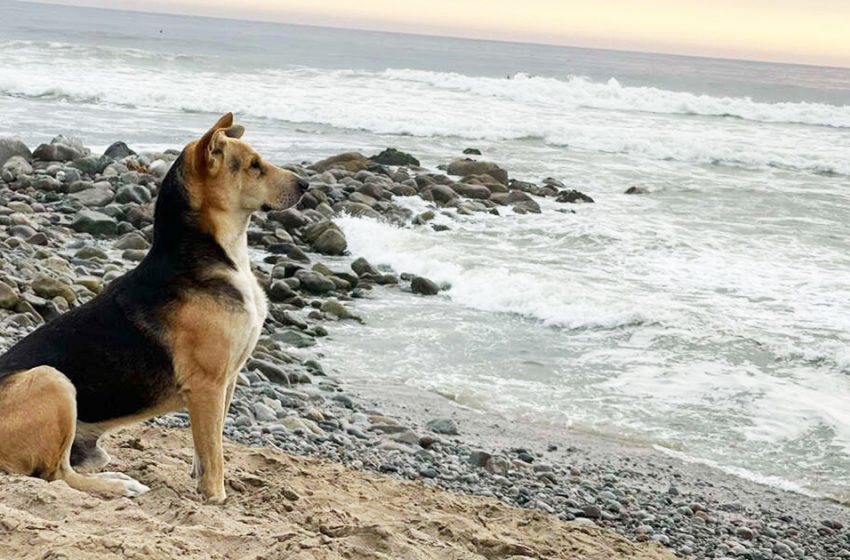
[0,426,674,560]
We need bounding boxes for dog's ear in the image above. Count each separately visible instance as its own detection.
[224,124,245,139]
[195,112,234,174]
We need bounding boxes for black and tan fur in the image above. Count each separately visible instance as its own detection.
[0,113,306,502]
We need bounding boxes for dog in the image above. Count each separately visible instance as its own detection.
[0,113,306,502]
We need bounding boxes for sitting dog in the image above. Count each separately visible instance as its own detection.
[0,113,306,502]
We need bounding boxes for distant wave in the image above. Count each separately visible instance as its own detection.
[384,69,850,129]
[1,40,848,177]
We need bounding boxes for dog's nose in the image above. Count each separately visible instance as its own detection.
[296,177,309,193]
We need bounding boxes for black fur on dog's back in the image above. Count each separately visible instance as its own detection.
[0,152,243,423]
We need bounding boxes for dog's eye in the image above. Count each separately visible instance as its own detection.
[250,159,261,170]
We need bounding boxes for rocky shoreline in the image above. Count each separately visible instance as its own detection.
[1,134,849,560]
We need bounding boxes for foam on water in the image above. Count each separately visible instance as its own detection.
[1,41,849,176]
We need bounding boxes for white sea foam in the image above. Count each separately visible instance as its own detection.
[1,41,848,176]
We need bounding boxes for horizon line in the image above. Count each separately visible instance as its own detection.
[13,0,850,71]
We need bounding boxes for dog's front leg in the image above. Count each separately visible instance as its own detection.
[186,382,227,503]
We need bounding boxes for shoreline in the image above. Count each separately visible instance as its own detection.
[1,134,849,559]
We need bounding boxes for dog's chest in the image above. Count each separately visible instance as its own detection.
[225,264,267,371]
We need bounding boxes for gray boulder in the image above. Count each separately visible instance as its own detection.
[70,184,114,207]
[312,228,348,256]
[447,159,508,185]
[555,189,594,203]
[411,276,440,295]
[0,138,31,167]
[71,209,118,236]
[2,156,33,180]
[103,141,136,160]
[115,184,152,204]
[369,148,420,167]
[294,270,336,295]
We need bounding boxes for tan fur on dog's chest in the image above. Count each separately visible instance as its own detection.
[169,261,267,389]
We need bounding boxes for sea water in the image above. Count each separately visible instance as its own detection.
[2,0,850,499]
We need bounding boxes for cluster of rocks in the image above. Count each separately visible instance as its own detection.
[2,135,847,560]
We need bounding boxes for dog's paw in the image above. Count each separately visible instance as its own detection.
[96,472,151,497]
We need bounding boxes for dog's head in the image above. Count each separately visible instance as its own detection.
[184,113,307,216]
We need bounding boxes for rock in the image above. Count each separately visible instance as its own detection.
[245,358,292,385]
[625,186,649,195]
[71,209,118,236]
[0,138,31,166]
[582,505,602,519]
[114,232,150,250]
[462,148,482,155]
[268,280,296,302]
[369,148,420,167]
[555,189,594,203]
[311,228,347,256]
[310,152,370,173]
[268,208,310,231]
[426,418,458,435]
[451,183,491,200]
[429,185,458,204]
[351,257,378,277]
[103,141,136,160]
[33,142,82,163]
[468,450,492,468]
[506,190,541,214]
[2,156,33,180]
[294,270,336,295]
[411,276,440,296]
[320,299,362,322]
[69,155,110,176]
[736,527,756,540]
[273,329,316,348]
[253,402,277,422]
[31,274,77,304]
[75,246,109,260]
[446,159,508,185]
[0,282,19,309]
[115,184,152,204]
[70,185,114,207]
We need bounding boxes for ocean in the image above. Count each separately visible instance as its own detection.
[2,0,850,500]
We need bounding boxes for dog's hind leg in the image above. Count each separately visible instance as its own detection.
[71,423,111,471]
[0,366,148,497]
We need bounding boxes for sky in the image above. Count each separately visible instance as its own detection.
[25,0,850,67]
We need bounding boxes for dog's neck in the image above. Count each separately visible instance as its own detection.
[204,207,252,271]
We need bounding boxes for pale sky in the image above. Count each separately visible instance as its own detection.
[29,0,850,67]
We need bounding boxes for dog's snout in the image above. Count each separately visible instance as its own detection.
[296,176,309,193]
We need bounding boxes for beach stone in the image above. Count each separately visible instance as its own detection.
[268,208,310,231]
[0,138,31,166]
[3,156,33,180]
[295,270,335,295]
[351,257,378,277]
[468,450,492,468]
[32,175,63,192]
[320,299,362,322]
[462,147,482,155]
[310,152,370,173]
[31,274,76,304]
[625,186,649,195]
[446,159,508,185]
[429,185,458,204]
[75,246,109,260]
[253,402,277,422]
[411,276,440,295]
[0,282,19,309]
[33,142,82,163]
[273,329,316,348]
[506,190,541,214]
[370,148,420,167]
[268,280,296,302]
[115,184,152,204]
[71,209,118,236]
[451,183,491,200]
[556,189,594,203]
[104,141,136,160]
[114,232,150,250]
[70,185,114,207]
[311,228,347,256]
[426,418,458,435]
[70,155,110,176]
